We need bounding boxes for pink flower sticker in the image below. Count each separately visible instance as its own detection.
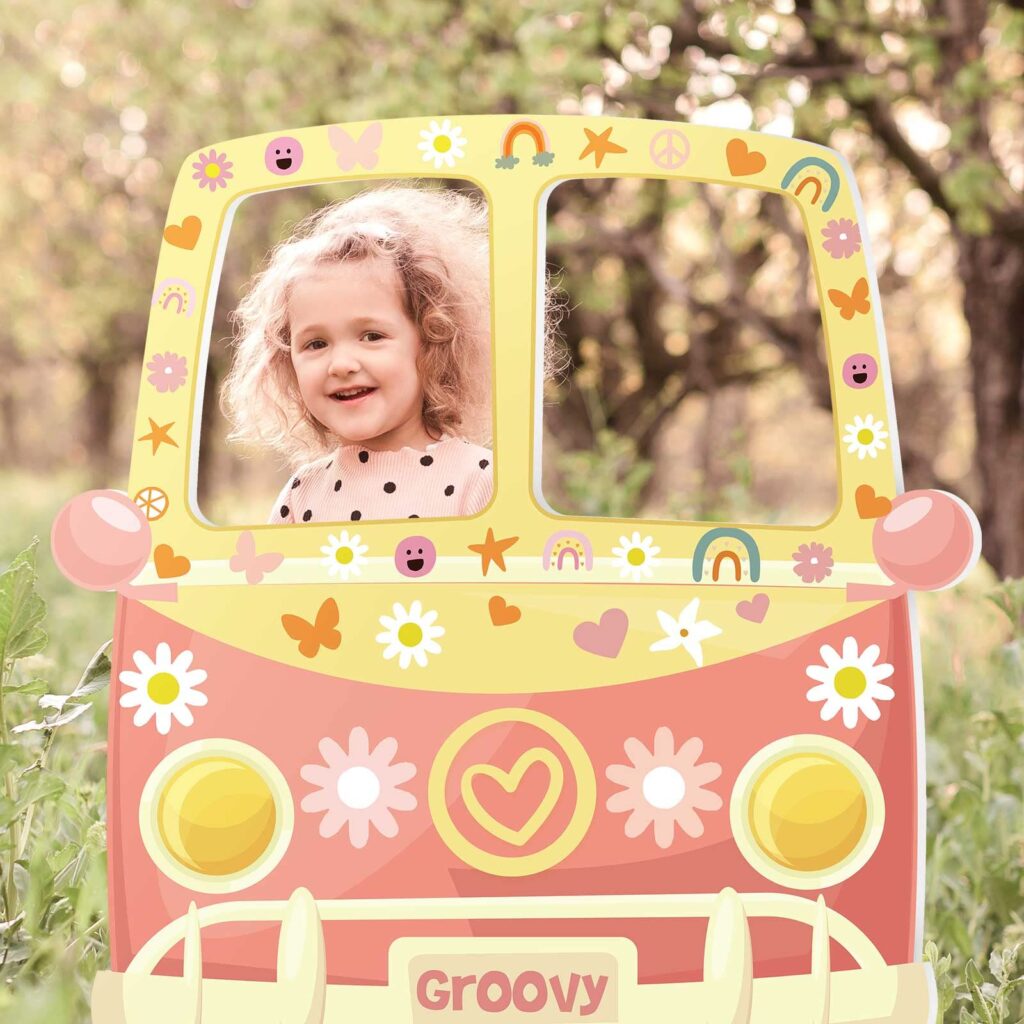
[146,352,188,393]
[792,541,834,583]
[821,218,862,259]
[300,727,416,848]
[606,727,723,849]
[192,148,234,191]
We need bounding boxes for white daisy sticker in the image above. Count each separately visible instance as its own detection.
[300,727,417,848]
[649,598,722,668]
[842,414,888,460]
[805,636,895,729]
[118,642,208,735]
[376,600,444,668]
[417,119,467,169]
[610,531,661,581]
[321,531,369,581]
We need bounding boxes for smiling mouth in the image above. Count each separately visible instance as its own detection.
[276,158,292,170]
[852,373,868,384]
[331,387,377,402]
[407,559,424,571]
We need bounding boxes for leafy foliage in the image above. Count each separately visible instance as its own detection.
[555,429,655,517]
[0,539,109,1024]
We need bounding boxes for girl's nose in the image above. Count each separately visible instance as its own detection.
[328,344,361,376]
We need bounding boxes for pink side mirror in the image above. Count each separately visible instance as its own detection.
[847,489,981,602]
[51,490,177,602]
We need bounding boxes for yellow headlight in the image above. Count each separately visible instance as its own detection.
[747,752,867,871]
[157,756,277,876]
[730,735,884,889]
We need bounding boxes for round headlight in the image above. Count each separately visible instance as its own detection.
[140,740,293,893]
[730,735,883,889]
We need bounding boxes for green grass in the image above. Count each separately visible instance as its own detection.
[0,469,1021,1023]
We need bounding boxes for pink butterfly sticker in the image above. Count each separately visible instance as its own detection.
[229,531,284,584]
[328,122,382,171]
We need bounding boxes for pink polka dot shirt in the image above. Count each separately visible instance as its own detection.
[270,437,493,524]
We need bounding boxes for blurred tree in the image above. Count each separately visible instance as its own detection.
[568,0,1023,572]
[0,0,1020,573]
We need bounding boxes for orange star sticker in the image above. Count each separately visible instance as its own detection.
[579,127,627,168]
[137,418,179,454]
[468,528,519,576]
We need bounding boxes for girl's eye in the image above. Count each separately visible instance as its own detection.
[304,338,327,351]
[362,331,386,343]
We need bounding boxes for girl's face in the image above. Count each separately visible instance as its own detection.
[288,258,431,451]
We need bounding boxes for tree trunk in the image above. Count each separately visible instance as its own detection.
[77,353,120,488]
[0,336,21,467]
[0,383,20,467]
[959,231,1024,578]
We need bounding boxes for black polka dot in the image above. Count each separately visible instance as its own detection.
[291,477,301,489]
[479,459,489,469]
[302,509,312,522]
[444,484,455,497]
[420,455,434,466]
[351,510,362,520]
[334,479,342,492]
[383,481,396,494]
[280,505,289,518]
[358,450,369,463]
[409,514,420,518]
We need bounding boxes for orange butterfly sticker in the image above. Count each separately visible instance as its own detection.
[282,598,341,658]
[828,277,871,320]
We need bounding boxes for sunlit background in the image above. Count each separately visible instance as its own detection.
[1,1,1022,1021]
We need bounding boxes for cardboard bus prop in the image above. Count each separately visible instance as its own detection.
[52,115,981,1024]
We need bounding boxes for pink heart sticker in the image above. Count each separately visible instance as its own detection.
[573,608,628,658]
[736,593,770,623]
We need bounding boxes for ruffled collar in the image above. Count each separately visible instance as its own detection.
[331,434,455,460]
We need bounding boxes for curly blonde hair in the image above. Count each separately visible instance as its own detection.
[221,184,491,464]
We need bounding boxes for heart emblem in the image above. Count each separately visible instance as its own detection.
[856,484,893,519]
[461,748,564,847]
[726,139,767,176]
[736,593,770,623]
[163,216,202,250]
[154,544,191,578]
[488,595,521,626]
[573,608,628,658]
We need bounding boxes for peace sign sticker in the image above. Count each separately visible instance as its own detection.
[649,128,691,171]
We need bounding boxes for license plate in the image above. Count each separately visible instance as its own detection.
[394,939,629,1023]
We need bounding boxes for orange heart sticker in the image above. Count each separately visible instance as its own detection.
[855,484,893,519]
[163,216,201,250]
[153,543,191,578]
[726,139,767,176]
[488,595,521,626]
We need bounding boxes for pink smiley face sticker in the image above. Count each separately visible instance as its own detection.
[842,353,878,389]
[264,136,303,176]
[395,536,437,578]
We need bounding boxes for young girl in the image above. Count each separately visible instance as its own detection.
[222,185,493,523]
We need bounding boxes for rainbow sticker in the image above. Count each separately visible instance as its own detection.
[692,527,762,583]
[780,157,841,212]
[151,277,197,318]
[543,530,594,572]
[495,120,555,169]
